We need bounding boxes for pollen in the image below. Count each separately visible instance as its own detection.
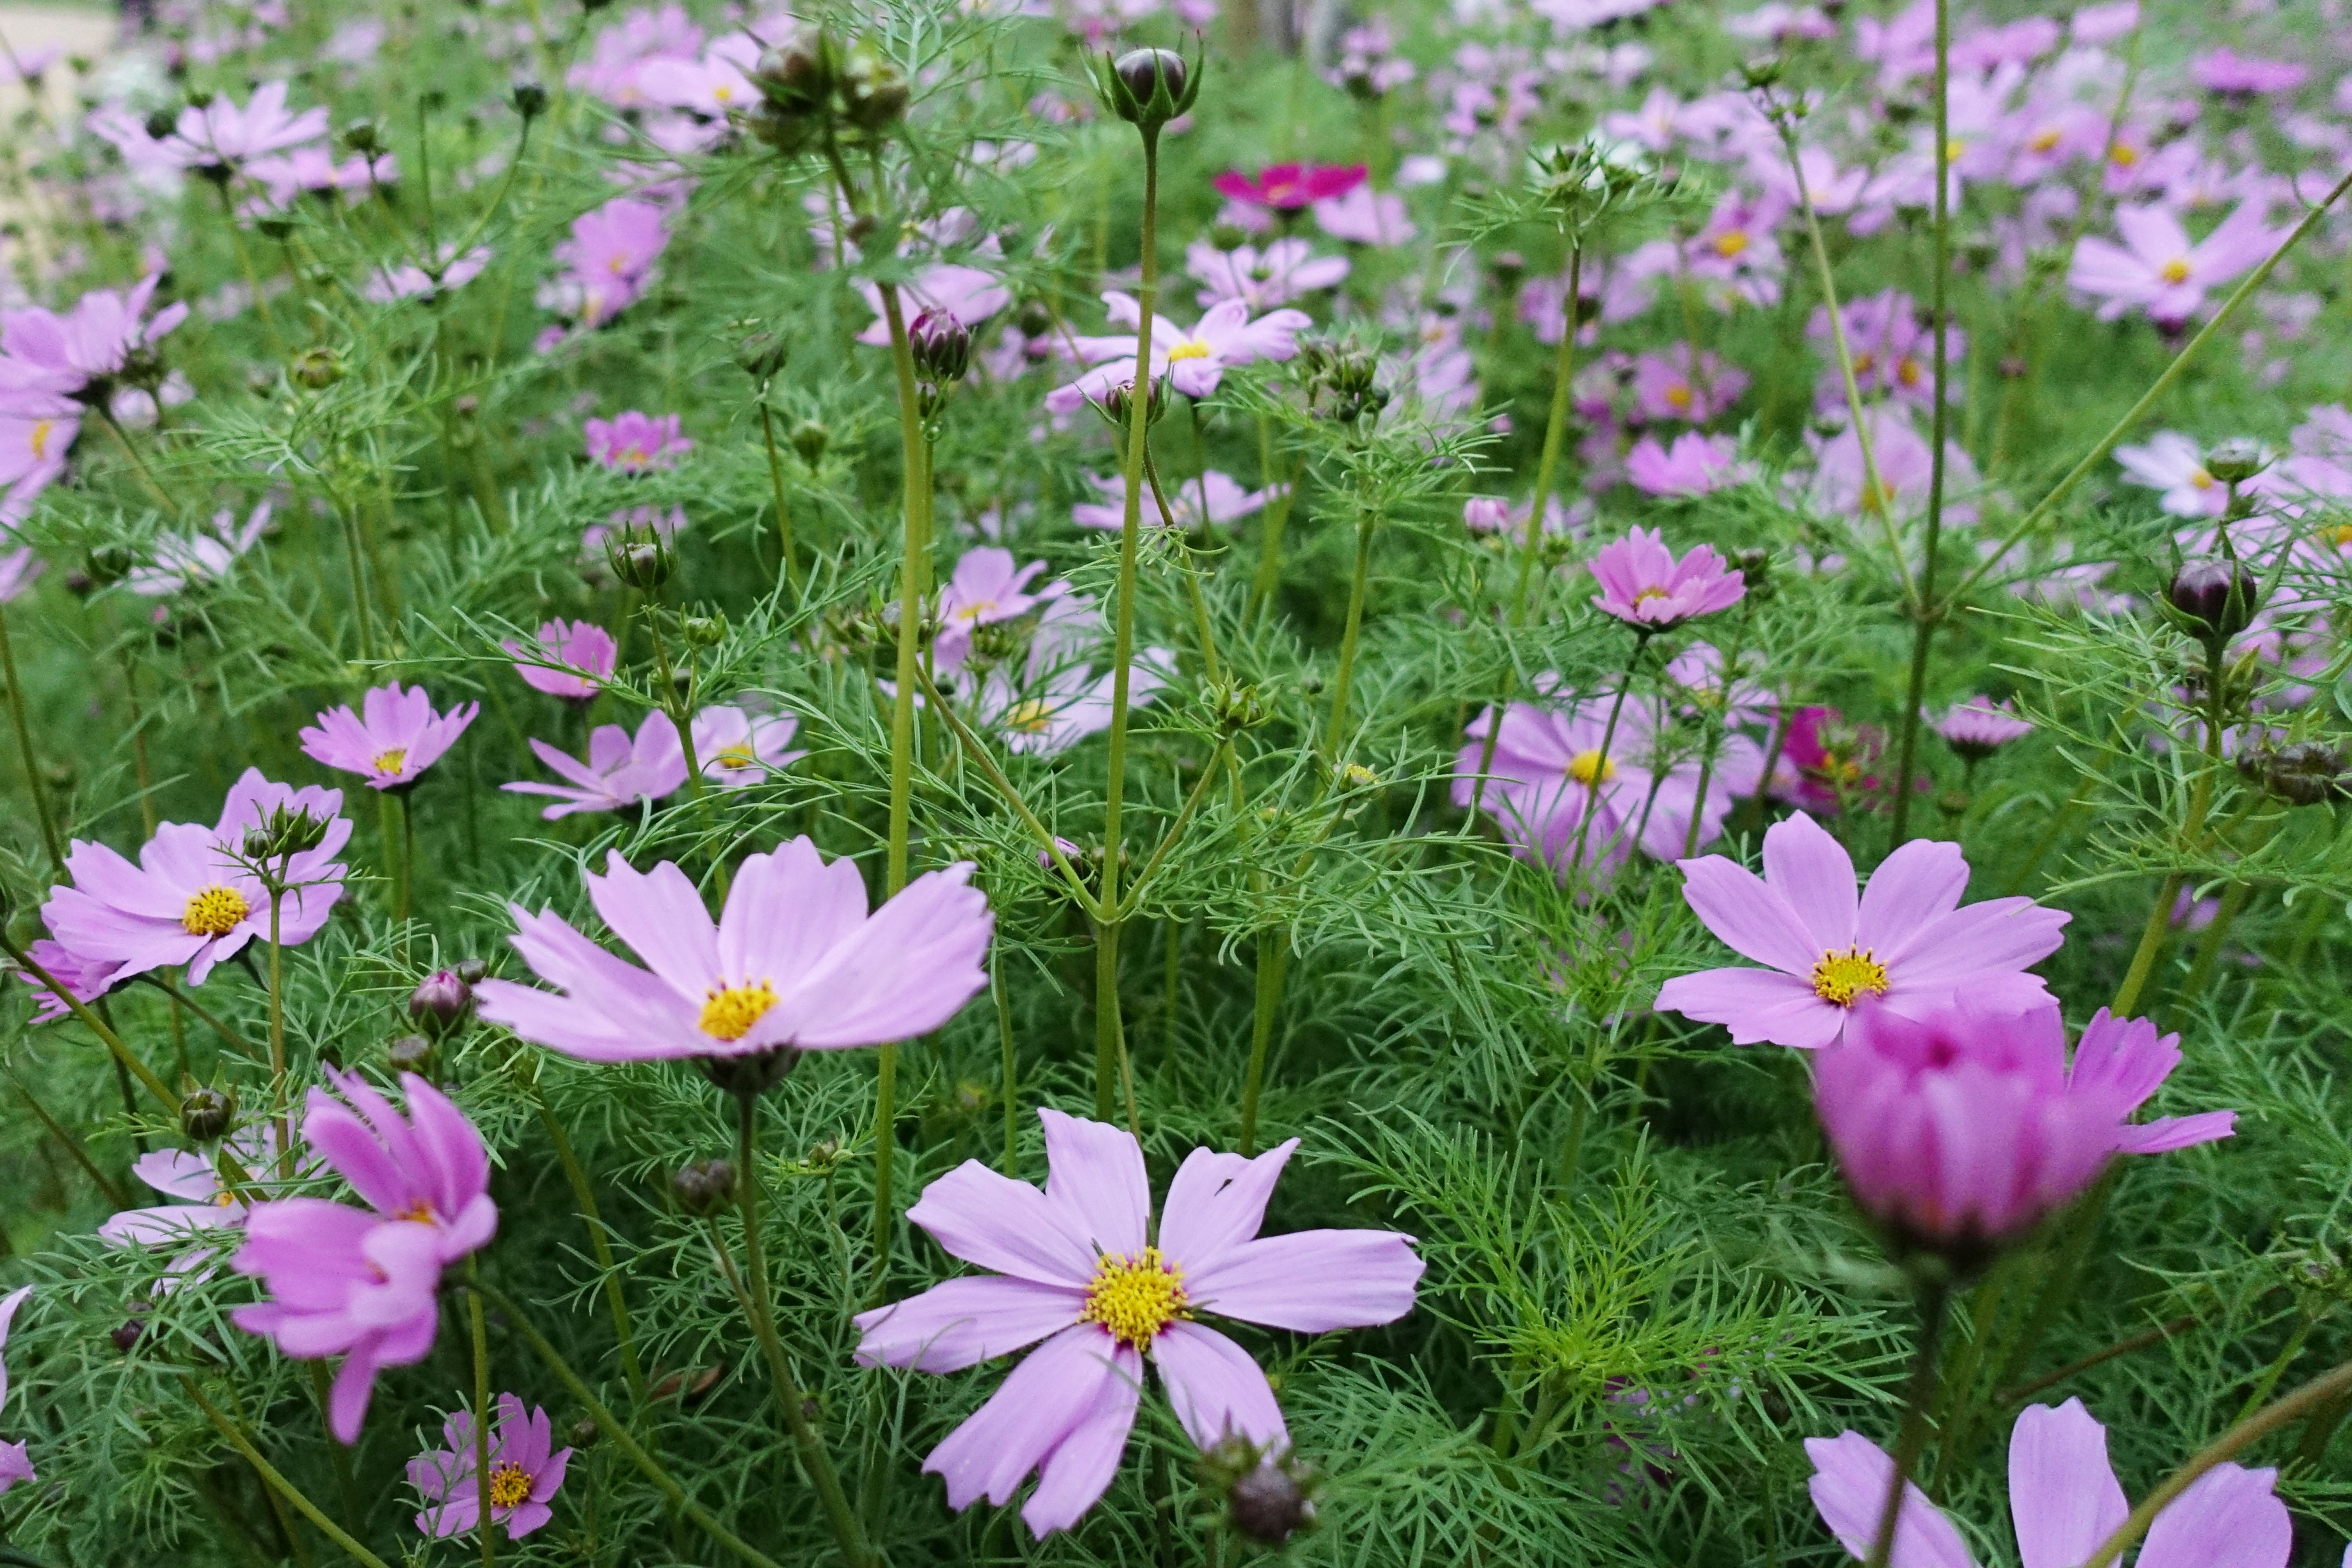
[2108,141,2138,166]
[487,1461,533,1511]
[2158,258,2191,285]
[371,748,408,777]
[1004,698,1054,734]
[699,980,778,1041]
[181,885,251,937]
[2028,128,2062,152]
[1810,946,1890,1006]
[1566,748,1618,787]
[1166,340,1213,361]
[1712,230,1749,259]
[1665,383,1693,410]
[28,420,52,461]
[714,744,757,770]
[1079,1246,1190,1351]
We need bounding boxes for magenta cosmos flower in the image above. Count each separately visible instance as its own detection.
[2069,202,2278,328]
[1625,432,1748,499]
[1655,812,2069,1049]
[1811,1398,2288,1568]
[1816,999,2234,1258]
[474,838,992,1063]
[0,1286,32,1496]
[584,410,692,473]
[855,1110,1423,1537]
[1588,527,1746,630]
[410,1393,572,1540]
[503,709,688,819]
[1212,162,1367,212]
[232,1071,496,1442]
[39,769,350,989]
[1935,696,2033,760]
[300,683,480,792]
[503,618,618,702]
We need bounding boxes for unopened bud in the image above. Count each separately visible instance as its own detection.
[341,119,381,155]
[1734,547,1774,602]
[790,419,830,467]
[2264,740,2349,807]
[180,1086,234,1142]
[86,542,136,586]
[1228,1459,1313,1545]
[2167,559,2260,643]
[568,1418,600,1448]
[836,43,908,132]
[753,31,833,108]
[2204,438,2268,487]
[1096,375,1167,429]
[1109,46,1188,125]
[672,1157,737,1215]
[291,346,341,389]
[610,533,674,591]
[408,969,476,1039]
[733,326,787,382]
[143,107,176,140]
[386,1033,435,1073]
[681,613,725,648]
[111,1319,145,1352]
[254,213,294,242]
[909,309,973,385]
[510,80,548,119]
[452,959,488,985]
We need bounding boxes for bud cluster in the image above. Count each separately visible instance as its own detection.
[745,28,908,156]
[1297,337,1389,425]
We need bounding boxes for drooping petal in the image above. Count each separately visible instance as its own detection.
[2007,1400,2128,1568]
[1152,1322,1289,1452]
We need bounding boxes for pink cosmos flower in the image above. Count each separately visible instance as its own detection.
[1461,494,1584,540]
[362,244,491,305]
[1070,470,1278,532]
[1312,186,1416,246]
[1810,1398,2289,1568]
[0,401,76,524]
[1188,239,1350,311]
[2114,431,2228,517]
[1629,347,1748,424]
[1655,812,2070,1049]
[0,547,41,603]
[300,684,480,792]
[99,1134,281,1286]
[584,410,692,472]
[503,619,618,702]
[968,644,1176,756]
[232,1071,496,1442]
[246,145,384,207]
[568,2,703,107]
[1807,289,1965,413]
[855,1110,1422,1536]
[126,501,272,595]
[1807,406,1981,524]
[0,273,190,401]
[1588,527,1746,629]
[2190,48,2306,97]
[1816,999,2235,1256]
[541,198,671,329]
[934,547,1065,670]
[689,705,802,787]
[1049,295,1311,413]
[39,770,349,990]
[1935,696,2033,758]
[502,710,688,819]
[1455,691,1761,881]
[1770,706,1888,815]
[1626,433,1748,497]
[162,81,329,172]
[854,263,1012,347]
[475,839,993,1063]
[2070,202,2280,327]
[0,1286,32,1496]
[409,1394,573,1540]
[1212,163,1367,212]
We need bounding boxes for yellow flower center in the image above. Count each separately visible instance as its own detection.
[621,445,648,466]
[1632,585,1672,606]
[1004,698,1054,734]
[1896,357,1922,387]
[1665,383,1692,410]
[1944,138,1967,162]
[2188,468,2214,490]
[1166,339,1213,362]
[699,980,778,1041]
[394,1199,436,1224]
[2108,141,2138,166]
[712,84,735,103]
[181,885,251,937]
[2327,524,2352,548]
[371,748,408,777]
[952,597,995,622]
[1566,748,1618,787]
[714,743,757,769]
[29,420,52,461]
[487,1461,532,1510]
[1712,230,1749,258]
[1079,1246,1190,1351]
[2028,127,2062,152]
[2159,258,2191,285]
[1810,946,1890,1006]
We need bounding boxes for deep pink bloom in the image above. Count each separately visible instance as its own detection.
[1455,691,1761,881]
[584,410,692,472]
[409,1394,572,1540]
[231,1072,496,1442]
[1935,696,2033,759]
[1772,706,1887,815]
[1816,999,2234,1254]
[502,710,688,818]
[39,769,350,989]
[162,81,328,171]
[474,839,993,1063]
[2190,48,2306,96]
[1588,527,1746,629]
[1212,162,1366,211]
[503,619,619,702]
[689,704,802,787]
[1626,432,1748,498]
[0,1286,32,1496]
[1050,295,1311,411]
[855,1110,1422,1536]
[1188,238,1350,311]
[1656,811,2070,1049]
[300,684,480,791]
[2070,202,2280,327]
[934,547,1065,670]
[1810,1398,2288,1568]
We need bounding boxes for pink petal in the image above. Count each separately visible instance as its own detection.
[2137,1463,2290,1568]
[1803,1431,1978,1568]
[1185,1230,1422,1332]
[903,1160,1099,1288]
[1040,1109,1150,1256]
[1654,967,1845,1049]
[919,1324,1128,1513]
[1880,897,2070,985]
[585,854,720,998]
[1020,1344,1142,1536]
[1855,839,1970,956]
[1153,1322,1289,1451]
[852,1275,1082,1372]
[2007,1399,2127,1568]
[1763,812,1860,951]
[1157,1142,1295,1271]
[1676,854,1823,975]
[2114,1110,2236,1153]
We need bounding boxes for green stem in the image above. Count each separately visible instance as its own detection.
[759,398,796,592]
[182,1378,392,1568]
[2,933,174,1110]
[1324,501,1378,763]
[1238,931,1289,1156]
[0,597,63,871]
[268,878,291,1179]
[2170,877,2252,1024]
[1249,415,1294,620]
[10,1075,129,1204]
[472,1280,794,1568]
[534,1102,648,1412]
[136,971,254,1055]
[995,969,1019,1176]
[1567,636,1648,877]
[1142,447,1225,685]
[1862,1279,1952,1568]
[1511,246,1582,623]
[468,1283,496,1568]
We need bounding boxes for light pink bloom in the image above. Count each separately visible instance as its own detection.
[968,640,1176,756]
[1810,1398,2287,1568]
[2190,48,2305,96]
[502,710,689,819]
[635,49,758,116]
[1188,239,1350,311]
[934,547,1064,670]
[39,770,350,989]
[1935,696,2032,758]
[855,1109,1422,1536]
[502,619,618,702]
[362,244,491,304]
[0,403,75,522]
[1048,295,1310,412]
[1626,432,1747,497]
[690,704,802,787]
[1462,493,1585,539]
[1588,527,1746,629]
[232,1071,496,1441]
[0,1286,31,1496]
[1655,811,2070,1049]
[2070,202,2280,326]
[1807,289,1965,413]
[1630,347,1748,424]
[541,198,671,329]
[1070,470,1278,532]
[476,840,991,1063]
[247,145,383,205]
[1817,999,2235,1253]
[2114,431,2227,517]
[2072,0,2139,42]
[163,81,329,171]
[585,410,692,472]
[300,684,480,792]
[567,2,704,107]
[126,501,272,595]
[1808,406,1981,524]
[1312,186,1416,246]
[409,1394,573,1540]
[854,264,1012,347]
[0,273,190,401]
[99,1134,281,1286]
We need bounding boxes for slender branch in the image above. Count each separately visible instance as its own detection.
[1,933,175,1110]
[0,596,64,871]
[468,1280,496,1568]
[1511,246,1583,623]
[533,1101,648,1411]
[913,667,1102,917]
[1116,740,1231,922]
[132,972,255,1055]
[181,1377,393,1568]
[1863,1280,1952,1568]
[10,1076,128,1204]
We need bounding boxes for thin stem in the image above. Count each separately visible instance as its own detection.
[398,793,414,934]
[10,1076,129,1204]
[1862,1279,1952,1568]
[1249,414,1295,620]
[995,969,1019,1176]
[1,934,174,1109]
[732,1094,874,1568]
[468,1285,497,1568]
[1568,637,1648,877]
[1116,740,1231,921]
[913,667,1101,916]
[1323,502,1378,763]
[1995,1310,2205,1407]
[758,398,796,592]
[0,596,64,871]
[2170,877,2253,1023]
[268,878,291,1179]
[471,1280,793,1568]
[133,972,254,1055]
[1142,447,1225,685]
[533,1102,648,1412]
[1512,247,1582,623]
[1238,931,1289,1156]
[181,1378,393,1568]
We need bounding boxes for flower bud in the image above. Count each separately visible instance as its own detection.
[291,346,341,389]
[682,612,726,648]
[790,419,830,467]
[409,969,476,1039]
[2203,437,2268,486]
[2167,559,2260,643]
[694,1047,797,1096]
[568,1418,600,1448]
[909,309,972,386]
[86,542,136,586]
[453,958,488,985]
[673,1157,737,1216]
[1208,221,1251,252]
[753,30,834,109]
[1734,547,1775,603]
[386,1034,434,1073]
[143,107,177,140]
[2263,740,2349,807]
[609,531,674,591]
[837,43,910,131]
[111,1318,146,1353]
[1229,1462,1312,1545]
[341,119,381,156]
[733,326,787,382]
[1113,46,1186,111]
[511,79,548,119]
[1096,374,1167,429]
[180,1087,235,1142]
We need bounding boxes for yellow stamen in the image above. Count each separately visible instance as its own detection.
[1712,230,1749,259]
[181,886,250,937]
[2325,524,2352,548]
[1079,1246,1190,1351]
[699,981,778,1041]
[1566,748,1618,787]
[2027,128,2062,153]
[29,420,52,461]
[2158,258,2191,285]
[1665,384,1693,410]
[714,743,757,770]
[394,1199,435,1225]
[1166,340,1213,361]
[1810,946,1890,1006]
[1004,698,1054,735]
[1944,138,1967,162]
[487,1461,532,1510]
[621,446,648,467]
[371,748,408,777]
[2188,469,2214,490]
